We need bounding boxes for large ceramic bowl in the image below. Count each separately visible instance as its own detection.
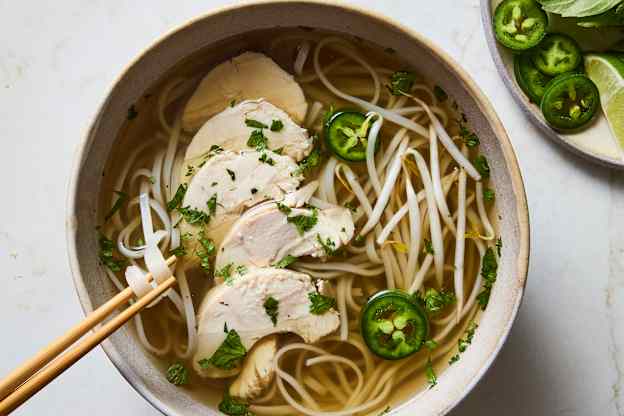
[66,1,530,415]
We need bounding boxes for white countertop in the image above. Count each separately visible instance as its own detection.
[1,0,623,415]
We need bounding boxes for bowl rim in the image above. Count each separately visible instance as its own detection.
[66,1,530,414]
[480,0,624,171]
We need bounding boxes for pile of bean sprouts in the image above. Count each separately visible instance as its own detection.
[99,34,497,416]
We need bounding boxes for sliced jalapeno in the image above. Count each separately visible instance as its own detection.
[360,290,428,360]
[514,53,552,103]
[493,0,548,51]
[530,33,583,76]
[324,111,378,162]
[540,73,599,130]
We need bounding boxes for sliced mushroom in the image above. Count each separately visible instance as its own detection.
[192,267,339,378]
[182,52,308,131]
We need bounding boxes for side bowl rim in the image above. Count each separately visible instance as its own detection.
[66,1,530,415]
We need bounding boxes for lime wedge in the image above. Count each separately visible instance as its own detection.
[584,53,624,153]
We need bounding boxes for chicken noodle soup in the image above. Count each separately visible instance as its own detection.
[98,29,500,416]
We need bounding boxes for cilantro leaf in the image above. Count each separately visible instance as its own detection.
[199,329,246,370]
[166,363,189,386]
[433,85,448,102]
[414,288,456,315]
[477,248,498,309]
[272,255,298,268]
[258,152,275,166]
[317,234,339,256]
[245,119,268,129]
[496,237,503,257]
[263,296,279,326]
[425,357,437,388]
[424,238,434,254]
[270,119,284,132]
[178,206,209,225]
[483,188,495,202]
[287,209,318,235]
[104,191,128,222]
[167,184,188,211]
[98,234,127,272]
[226,169,236,181]
[296,146,321,175]
[387,71,416,95]
[247,129,268,150]
[276,202,292,215]
[206,194,217,216]
[218,391,254,416]
[308,292,336,315]
[473,155,490,179]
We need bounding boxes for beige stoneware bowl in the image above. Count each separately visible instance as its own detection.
[66,1,530,415]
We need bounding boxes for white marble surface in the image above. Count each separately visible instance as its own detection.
[1,0,623,415]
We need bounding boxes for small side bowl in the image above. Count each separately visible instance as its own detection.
[66,1,530,415]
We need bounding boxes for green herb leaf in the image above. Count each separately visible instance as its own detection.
[276,202,292,215]
[263,296,279,326]
[185,165,196,177]
[296,146,322,176]
[216,263,234,283]
[170,245,186,258]
[448,321,478,365]
[425,357,437,388]
[287,209,318,235]
[496,237,503,257]
[196,231,216,273]
[473,155,490,179]
[258,152,275,166]
[477,248,498,309]
[167,184,188,211]
[483,188,495,202]
[166,363,189,386]
[317,234,339,256]
[127,105,138,120]
[247,129,268,150]
[245,119,268,129]
[236,265,247,275]
[200,329,246,370]
[98,234,127,272]
[270,119,284,132]
[104,191,128,222]
[218,391,254,416]
[377,406,391,415]
[344,202,357,213]
[433,85,448,102]
[178,206,209,226]
[415,288,456,315]
[424,238,434,255]
[308,292,336,315]
[424,339,438,350]
[229,99,236,107]
[459,123,480,147]
[387,71,416,95]
[206,194,217,216]
[272,255,298,268]
[226,169,236,181]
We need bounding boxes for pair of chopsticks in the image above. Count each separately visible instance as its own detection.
[0,256,178,414]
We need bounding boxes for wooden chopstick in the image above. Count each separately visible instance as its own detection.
[0,256,177,414]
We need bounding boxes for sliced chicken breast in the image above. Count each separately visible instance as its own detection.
[179,150,302,252]
[229,335,277,400]
[192,267,339,377]
[215,201,355,272]
[182,52,308,131]
[184,100,313,167]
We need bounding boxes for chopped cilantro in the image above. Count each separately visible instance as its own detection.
[387,70,416,95]
[308,292,336,315]
[206,194,217,216]
[166,363,188,386]
[226,169,236,181]
[263,296,279,326]
[449,322,478,365]
[196,231,216,273]
[476,248,498,309]
[433,85,448,102]
[258,152,275,166]
[185,165,195,177]
[317,234,339,256]
[199,329,246,370]
[270,119,284,132]
[104,191,128,222]
[276,201,292,215]
[167,184,188,211]
[425,357,437,388]
[496,237,503,257]
[273,147,284,155]
[178,206,209,225]
[424,238,434,255]
[414,288,456,315]
[247,129,268,150]
[424,339,438,350]
[245,119,268,129]
[344,201,357,213]
[296,146,321,175]
[459,123,480,147]
[218,391,253,416]
[170,245,186,258]
[236,265,247,275]
[98,234,127,272]
[473,155,490,179]
[229,99,236,107]
[272,255,298,268]
[127,105,138,120]
[483,188,495,202]
[287,209,318,235]
[215,263,234,282]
